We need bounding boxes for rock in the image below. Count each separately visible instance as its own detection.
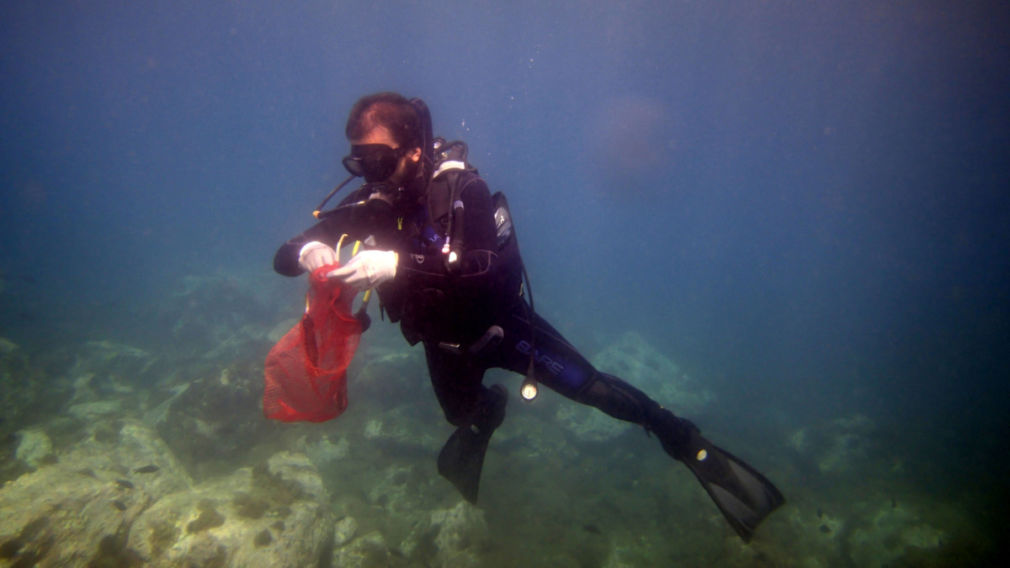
[332,531,403,568]
[595,332,714,412]
[333,516,358,547]
[1,428,333,568]
[429,501,488,568]
[361,405,442,454]
[787,427,808,453]
[0,337,18,354]
[110,421,194,498]
[781,493,946,567]
[400,501,488,568]
[14,428,53,469]
[847,503,946,568]
[499,413,581,462]
[64,341,158,406]
[68,399,123,420]
[817,415,874,474]
[301,434,350,469]
[788,414,875,474]
[127,451,334,567]
[782,505,847,563]
[154,360,276,476]
[150,273,278,362]
[555,403,629,443]
[0,462,147,567]
[351,345,429,406]
[75,340,154,381]
[605,545,642,568]
[365,464,425,518]
[0,421,191,567]
[45,339,165,435]
[1,338,69,469]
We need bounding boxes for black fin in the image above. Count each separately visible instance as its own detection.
[678,431,785,541]
[436,385,507,503]
[437,425,492,503]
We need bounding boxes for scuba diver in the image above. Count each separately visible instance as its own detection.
[273,92,784,541]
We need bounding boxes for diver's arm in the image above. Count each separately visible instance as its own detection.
[272,190,369,277]
[274,222,339,276]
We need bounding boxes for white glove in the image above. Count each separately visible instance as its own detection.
[298,241,338,272]
[328,250,398,291]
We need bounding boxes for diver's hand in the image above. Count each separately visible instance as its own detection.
[328,250,398,291]
[298,241,339,272]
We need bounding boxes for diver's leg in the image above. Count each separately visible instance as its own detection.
[424,342,487,427]
[497,310,785,540]
[424,342,507,503]
[498,310,677,428]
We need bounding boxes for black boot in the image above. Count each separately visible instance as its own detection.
[437,385,507,503]
[647,405,785,542]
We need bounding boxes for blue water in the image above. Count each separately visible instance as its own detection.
[2,2,1008,565]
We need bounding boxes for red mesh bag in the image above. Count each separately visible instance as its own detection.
[264,264,362,422]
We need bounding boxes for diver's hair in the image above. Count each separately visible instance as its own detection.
[345,92,422,150]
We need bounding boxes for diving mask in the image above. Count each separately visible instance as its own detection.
[342,144,408,182]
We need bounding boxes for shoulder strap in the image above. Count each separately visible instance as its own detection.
[428,138,479,272]
[441,170,469,271]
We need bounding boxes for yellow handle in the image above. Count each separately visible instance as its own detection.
[348,240,374,307]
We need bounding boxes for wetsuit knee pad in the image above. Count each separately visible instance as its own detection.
[575,373,659,425]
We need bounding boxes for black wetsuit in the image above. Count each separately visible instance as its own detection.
[274,169,687,440]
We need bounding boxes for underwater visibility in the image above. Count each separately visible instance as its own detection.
[1,2,1007,567]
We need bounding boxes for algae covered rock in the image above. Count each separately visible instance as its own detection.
[0,421,191,567]
[152,273,278,361]
[332,531,405,568]
[300,433,350,469]
[787,413,875,475]
[0,422,333,568]
[847,502,946,568]
[333,515,358,547]
[71,340,156,389]
[594,332,714,411]
[127,451,334,567]
[361,404,443,455]
[154,360,275,476]
[13,428,53,470]
[351,343,429,405]
[0,337,69,462]
[59,340,159,425]
[398,501,489,568]
[428,500,489,568]
[0,463,148,567]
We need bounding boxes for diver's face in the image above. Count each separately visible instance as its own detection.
[349,126,421,186]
